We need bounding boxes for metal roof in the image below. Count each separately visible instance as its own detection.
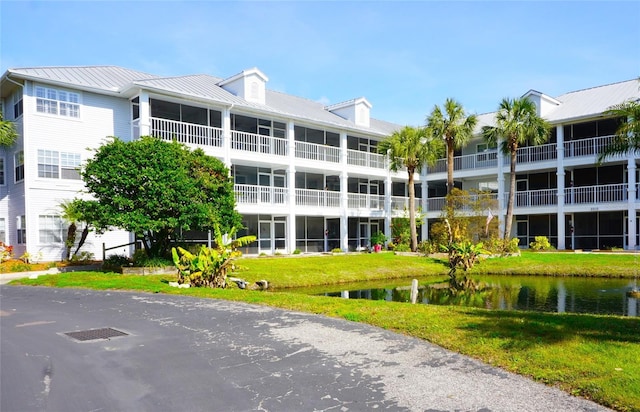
[5,66,158,92]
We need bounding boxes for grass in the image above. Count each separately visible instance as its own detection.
[9,251,640,411]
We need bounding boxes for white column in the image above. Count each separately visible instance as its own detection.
[222,107,232,168]
[421,176,429,240]
[627,156,637,250]
[340,133,349,252]
[139,91,150,137]
[556,125,566,249]
[287,121,297,253]
[384,172,392,241]
[340,171,349,252]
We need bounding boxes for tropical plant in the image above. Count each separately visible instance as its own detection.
[171,225,256,288]
[378,126,443,251]
[426,98,478,196]
[0,111,18,148]
[370,231,388,246]
[597,99,640,163]
[59,199,93,261]
[530,236,553,251]
[441,241,485,275]
[77,136,242,258]
[482,98,550,239]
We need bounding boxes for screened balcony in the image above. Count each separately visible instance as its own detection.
[347,149,386,169]
[295,188,341,208]
[564,183,629,205]
[295,141,340,163]
[231,131,287,156]
[151,117,223,147]
[235,184,287,206]
[348,193,385,210]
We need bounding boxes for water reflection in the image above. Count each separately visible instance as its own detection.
[319,276,639,317]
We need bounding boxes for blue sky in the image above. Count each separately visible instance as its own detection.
[1,1,639,126]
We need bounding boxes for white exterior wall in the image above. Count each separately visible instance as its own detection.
[20,83,132,261]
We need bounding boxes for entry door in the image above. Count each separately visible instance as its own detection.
[516,220,528,248]
[274,221,286,252]
[259,221,272,254]
[359,223,369,249]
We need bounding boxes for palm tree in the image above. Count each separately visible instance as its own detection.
[59,199,91,260]
[426,98,478,195]
[597,99,640,163]
[378,126,443,251]
[0,110,18,148]
[482,98,550,240]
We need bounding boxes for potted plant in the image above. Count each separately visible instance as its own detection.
[370,231,388,253]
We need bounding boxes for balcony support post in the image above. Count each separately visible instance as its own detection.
[340,171,349,252]
[628,156,637,250]
[139,91,150,137]
[421,176,429,241]
[556,125,566,249]
[496,137,506,237]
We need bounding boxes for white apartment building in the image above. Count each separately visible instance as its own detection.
[0,66,638,261]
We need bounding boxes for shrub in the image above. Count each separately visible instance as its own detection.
[530,236,553,251]
[394,243,411,252]
[0,242,14,262]
[331,248,343,253]
[417,240,438,255]
[484,237,520,256]
[293,249,301,255]
[69,251,95,264]
[103,254,131,271]
[386,242,396,251]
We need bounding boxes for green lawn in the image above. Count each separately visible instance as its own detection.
[11,251,640,411]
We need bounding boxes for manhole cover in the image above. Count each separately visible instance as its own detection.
[64,327,128,342]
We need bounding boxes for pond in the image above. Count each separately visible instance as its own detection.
[290,276,640,317]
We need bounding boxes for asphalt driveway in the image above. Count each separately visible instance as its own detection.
[0,286,609,411]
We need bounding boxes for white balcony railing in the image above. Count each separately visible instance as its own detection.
[426,193,498,212]
[428,151,498,174]
[565,183,628,204]
[295,189,341,208]
[563,135,617,158]
[151,118,223,147]
[516,142,557,163]
[391,196,424,212]
[511,188,557,207]
[295,141,340,163]
[348,194,385,210]
[235,184,287,206]
[231,131,287,156]
[347,149,386,169]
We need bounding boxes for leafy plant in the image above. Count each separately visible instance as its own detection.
[417,240,438,255]
[172,225,256,288]
[442,241,485,274]
[69,251,95,264]
[331,248,343,253]
[293,249,302,255]
[370,231,388,246]
[0,242,14,262]
[102,254,131,271]
[530,236,553,251]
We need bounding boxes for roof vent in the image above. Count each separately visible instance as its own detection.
[326,97,372,128]
[219,68,268,105]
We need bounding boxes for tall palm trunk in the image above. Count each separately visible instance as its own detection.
[407,169,418,252]
[446,141,455,195]
[504,151,517,239]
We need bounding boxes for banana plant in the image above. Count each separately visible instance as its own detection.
[172,225,256,288]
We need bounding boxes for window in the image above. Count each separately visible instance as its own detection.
[14,151,24,182]
[0,158,4,185]
[35,86,80,118]
[39,215,67,243]
[13,89,23,119]
[0,218,5,243]
[16,215,26,244]
[38,150,81,180]
[131,96,140,120]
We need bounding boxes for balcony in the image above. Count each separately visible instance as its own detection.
[231,131,287,156]
[428,151,498,174]
[295,141,340,163]
[151,118,223,147]
[516,142,557,163]
[511,188,557,207]
[347,149,386,169]
[235,184,287,206]
[348,193,384,210]
[426,193,498,212]
[565,183,628,205]
[295,189,341,208]
[563,135,624,159]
